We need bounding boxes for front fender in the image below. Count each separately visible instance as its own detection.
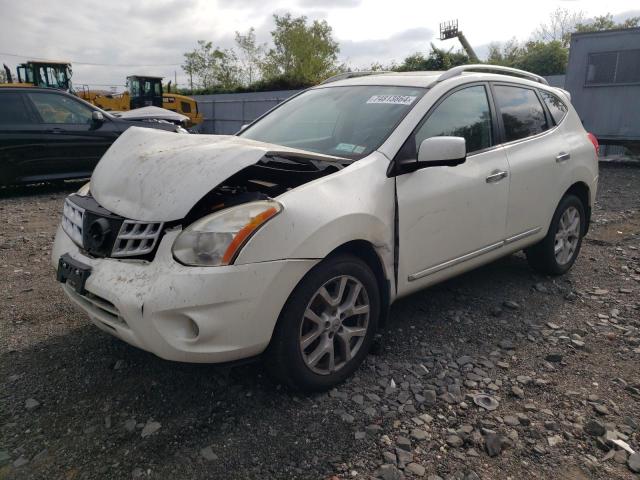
[235,151,395,278]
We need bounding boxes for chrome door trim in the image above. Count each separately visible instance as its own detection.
[408,241,504,282]
[407,226,543,282]
[504,226,542,244]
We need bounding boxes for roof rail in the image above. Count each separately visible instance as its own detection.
[437,64,549,85]
[320,71,391,85]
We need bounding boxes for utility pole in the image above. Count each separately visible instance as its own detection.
[439,20,479,63]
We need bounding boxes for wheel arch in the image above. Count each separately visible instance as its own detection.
[563,181,591,234]
[326,240,391,328]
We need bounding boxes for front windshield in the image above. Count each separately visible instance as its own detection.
[239,85,426,159]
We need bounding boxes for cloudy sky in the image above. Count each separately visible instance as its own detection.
[0,0,638,90]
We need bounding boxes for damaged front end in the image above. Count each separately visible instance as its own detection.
[63,127,348,263]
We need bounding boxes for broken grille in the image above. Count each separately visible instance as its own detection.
[62,197,85,246]
[111,220,163,257]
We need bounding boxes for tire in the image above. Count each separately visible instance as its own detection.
[525,194,585,276]
[266,254,380,391]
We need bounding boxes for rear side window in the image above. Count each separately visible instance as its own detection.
[413,85,493,154]
[493,85,548,142]
[0,93,36,125]
[539,91,568,125]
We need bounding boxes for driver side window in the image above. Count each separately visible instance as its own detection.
[412,85,493,156]
[28,92,93,125]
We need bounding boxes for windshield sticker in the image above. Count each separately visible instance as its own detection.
[367,95,417,105]
[353,145,366,154]
[336,143,356,153]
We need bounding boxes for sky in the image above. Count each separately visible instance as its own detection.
[0,0,638,91]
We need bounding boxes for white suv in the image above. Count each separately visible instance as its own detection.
[52,65,599,391]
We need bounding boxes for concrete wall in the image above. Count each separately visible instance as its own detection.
[193,90,301,134]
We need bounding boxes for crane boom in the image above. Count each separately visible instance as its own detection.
[439,20,479,63]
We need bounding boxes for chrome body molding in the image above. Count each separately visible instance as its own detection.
[504,227,542,244]
[408,226,542,282]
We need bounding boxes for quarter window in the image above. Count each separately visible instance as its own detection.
[493,85,547,142]
[413,85,492,154]
[28,92,93,124]
[0,93,36,125]
[539,91,567,125]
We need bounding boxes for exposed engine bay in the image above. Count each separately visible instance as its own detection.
[183,154,348,226]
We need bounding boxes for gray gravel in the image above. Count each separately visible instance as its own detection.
[1,164,640,479]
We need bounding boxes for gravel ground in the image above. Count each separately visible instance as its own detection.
[1,164,639,480]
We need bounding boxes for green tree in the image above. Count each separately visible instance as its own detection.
[486,40,568,76]
[515,41,568,76]
[575,13,640,33]
[261,13,340,85]
[395,44,469,72]
[182,40,241,91]
[235,28,266,86]
[486,38,521,66]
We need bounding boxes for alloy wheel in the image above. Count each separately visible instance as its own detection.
[299,275,370,375]
[554,206,581,265]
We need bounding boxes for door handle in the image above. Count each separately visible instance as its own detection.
[556,152,571,163]
[486,170,508,183]
[47,128,65,134]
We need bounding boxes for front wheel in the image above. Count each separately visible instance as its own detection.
[265,254,380,391]
[526,194,585,275]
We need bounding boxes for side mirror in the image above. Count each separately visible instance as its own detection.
[239,124,249,131]
[91,111,105,125]
[417,136,466,167]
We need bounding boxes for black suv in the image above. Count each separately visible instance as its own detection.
[0,87,183,185]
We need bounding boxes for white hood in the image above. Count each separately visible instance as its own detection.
[91,127,339,221]
[114,106,189,123]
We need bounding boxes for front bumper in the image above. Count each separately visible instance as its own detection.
[52,225,317,363]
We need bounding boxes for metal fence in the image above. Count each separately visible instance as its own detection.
[193,90,301,134]
[195,78,566,135]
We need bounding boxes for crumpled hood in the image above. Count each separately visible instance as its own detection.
[91,127,338,221]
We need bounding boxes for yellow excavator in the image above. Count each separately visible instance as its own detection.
[1,61,202,127]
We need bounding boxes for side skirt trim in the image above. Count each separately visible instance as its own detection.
[407,226,541,282]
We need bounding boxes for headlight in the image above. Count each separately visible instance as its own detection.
[76,182,91,196]
[172,200,282,266]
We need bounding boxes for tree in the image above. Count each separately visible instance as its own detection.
[486,38,521,66]
[486,40,568,76]
[235,28,266,86]
[575,13,640,33]
[261,13,340,85]
[515,41,568,76]
[395,44,469,72]
[182,40,241,91]
[534,7,585,47]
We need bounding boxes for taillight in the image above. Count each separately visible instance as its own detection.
[587,133,599,155]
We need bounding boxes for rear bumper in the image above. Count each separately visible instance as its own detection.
[52,225,317,363]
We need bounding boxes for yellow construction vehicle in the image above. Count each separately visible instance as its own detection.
[77,75,203,127]
[2,60,73,90]
[2,62,202,127]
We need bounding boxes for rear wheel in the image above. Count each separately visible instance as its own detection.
[266,254,379,391]
[526,194,585,275]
